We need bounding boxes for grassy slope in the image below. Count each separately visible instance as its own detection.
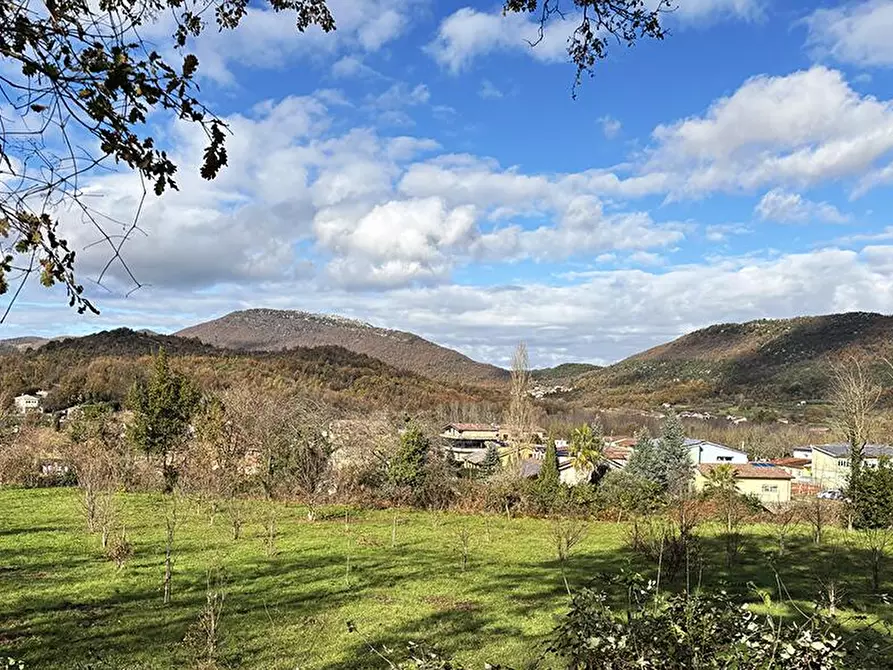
[2,489,892,669]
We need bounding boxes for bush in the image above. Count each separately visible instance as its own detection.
[547,577,856,669]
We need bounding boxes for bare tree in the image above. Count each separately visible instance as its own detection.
[829,353,881,518]
[504,342,535,462]
[552,519,586,595]
[768,503,800,557]
[455,525,472,572]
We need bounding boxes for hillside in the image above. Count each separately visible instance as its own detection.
[0,328,498,414]
[577,312,893,408]
[532,362,601,382]
[0,336,51,352]
[176,309,508,385]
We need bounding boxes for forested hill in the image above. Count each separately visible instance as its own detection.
[0,328,497,414]
[176,309,509,385]
[576,312,893,407]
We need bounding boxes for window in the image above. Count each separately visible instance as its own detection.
[837,459,850,468]
[761,484,779,494]
[716,456,733,462]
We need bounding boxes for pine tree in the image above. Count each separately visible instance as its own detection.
[660,411,693,496]
[626,427,659,484]
[127,348,200,492]
[388,425,429,489]
[537,440,561,507]
[481,442,501,476]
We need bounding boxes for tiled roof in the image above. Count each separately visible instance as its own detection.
[698,463,792,480]
[811,443,893,458]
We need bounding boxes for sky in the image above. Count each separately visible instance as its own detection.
[5,0,893,367]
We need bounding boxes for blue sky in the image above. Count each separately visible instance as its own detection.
[6,0,893,367]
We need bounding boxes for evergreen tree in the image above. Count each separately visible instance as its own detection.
[854,458,893,529]
[480,442,501,476]
[388,425,430,490]
[626,427,659,485]
[536,440,561,507]
[660,411,694,496]
[127,348,200,492]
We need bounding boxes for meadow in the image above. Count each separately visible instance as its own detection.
[2,488,893,669]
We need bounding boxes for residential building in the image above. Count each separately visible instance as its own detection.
[770,457,812,481]
[810,443,893,491]
[686,438,748,465]
[441,423,499,445]
[13,394,41,414]
[695,463,793,504]
[792,447,812,460]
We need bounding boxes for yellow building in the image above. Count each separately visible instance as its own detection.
[810,443,893,491]
[695,463,793,504]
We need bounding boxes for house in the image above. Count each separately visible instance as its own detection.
[686,438,748,465]
[695,463,793,503]
[792,447,813,460]
[13,394,41,414]
[810,443,893,490]
[770,457,812,481]
[441,423,499,446]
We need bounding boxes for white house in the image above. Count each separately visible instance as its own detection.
[686,438,748,465]
[792,447,812,460]
[13,394,41,414]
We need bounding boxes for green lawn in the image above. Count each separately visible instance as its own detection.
[1,488,892,669]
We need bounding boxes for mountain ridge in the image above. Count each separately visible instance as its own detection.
[576,311,893,407]
[175,308,509,384]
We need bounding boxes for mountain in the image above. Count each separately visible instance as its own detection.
[0,328,495,413]
[176,309,508,385]
[532,362,602,382]
[0,336,51,352]
[577,312,893,407]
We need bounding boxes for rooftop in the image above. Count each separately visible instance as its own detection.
[811,443,893,459]
[698,463,792,480]
[443,423,498,432]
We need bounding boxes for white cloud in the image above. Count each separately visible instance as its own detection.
[143,0,418,85]
[754,188,849,223]
[673,0,764,24]
[479,79,504,99]
[428,2,760,73]
[331,55,384,79]
[15,245,893,368]
[599,115,621,139]
[804,0,893,68]
[427,7,577,73]
[648,66,893,196]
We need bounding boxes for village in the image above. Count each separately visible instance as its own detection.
[7,388,875,508]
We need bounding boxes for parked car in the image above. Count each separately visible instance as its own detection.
[817,489,845,500]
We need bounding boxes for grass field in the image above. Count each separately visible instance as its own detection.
[2,488,893,669]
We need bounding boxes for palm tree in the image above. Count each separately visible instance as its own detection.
[570,422,604,482]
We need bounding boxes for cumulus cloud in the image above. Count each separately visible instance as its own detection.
[804,0,893,68]
[754,188,849,223]
[140,0,418,85]
[428,1,761,73]
[426,7,578,73]
[647,66,893,196]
